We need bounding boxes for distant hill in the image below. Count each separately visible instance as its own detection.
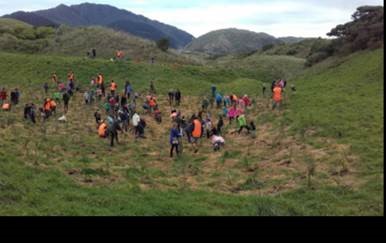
[278,37,307,44]
[184,28,281,56]
[3,3,194,49]
[0,18,197,64]
[3,11,58,27]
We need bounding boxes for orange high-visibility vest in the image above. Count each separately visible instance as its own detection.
[44,100,51,111]
[98,123,107,137]
[192,119,202,138]
[50,100,57,108]
[273,87,282,102]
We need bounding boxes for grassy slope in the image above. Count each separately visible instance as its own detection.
[0,49,383,215]
[282,49,384,215]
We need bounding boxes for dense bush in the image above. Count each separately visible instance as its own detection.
[306,5,383,66]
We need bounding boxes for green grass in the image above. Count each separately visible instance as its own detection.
[0,48,383,215]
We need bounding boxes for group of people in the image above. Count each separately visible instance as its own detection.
[166,84,262,158]
[95,79,150,146]
[0,88,20,111]
[167,89,182,106]
[2,68,293,158]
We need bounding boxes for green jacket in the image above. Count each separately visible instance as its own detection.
[237,115,247,127]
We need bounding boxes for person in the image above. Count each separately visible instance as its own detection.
[67,79,74,96]
[58,82,65,92]
[24,103,36,123]
[169,123,181,158]
[132,111,141,138]
[98,121,108,138]
[211,134,225,151]
[204,117,212,138]
[97,73,105,97]
[211,85,216,98]
[120,93,127,107]
[110,80,117,96]
[217,116,224,135]
[175,89,181,106]
[43,98,52,119]
[118,107,129,132]
[94,109,102,124]
[168,89,174,106]
[243,95,251,107]
[83,90,90,105]
[51,72,58,84]
[0,88,6,106]
[125,81,132,99]
[154,108,162,124]
[137,118,146,138]
[201,97,209,111]
[63,91,70,114]
[109,117,122,147]
[272,84,282,110]
[271,80,277,93]
[236,114,250,134]
[53,91,61,104]
[96,88,102,101]
[215,92,222,108]
[50,99,57,115]
[43,82,49,95]
[191,116,202,153]
[68,70,75,82]
[10,89,17,105]
[223,95,231,107]
[148,96,157,113]
[227,105,237,124]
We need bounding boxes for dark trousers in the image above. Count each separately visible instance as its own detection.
[110,131,118,146]
[170,144,179,157]
[238,125,250,134]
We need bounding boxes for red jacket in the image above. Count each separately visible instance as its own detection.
[0,91,7,100]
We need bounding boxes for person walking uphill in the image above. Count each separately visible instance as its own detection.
[110,80,118,96]
[175,89,181,106]
[237,114,250,134]
[272,84,282,110]
[132,111,141,138]
[109,117,122,147]
[191,116,202,153]
[170,123,181,157]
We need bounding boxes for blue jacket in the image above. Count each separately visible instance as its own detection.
[170,128,181,144]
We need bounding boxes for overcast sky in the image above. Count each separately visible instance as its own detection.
[0,0,383,37]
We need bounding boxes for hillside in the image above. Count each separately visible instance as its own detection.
[184,28,280,56]
[262,38,332,59]
[0,18,197,65]
[278,37,307,44]
[0,48,383,215]
[3,3,194,48]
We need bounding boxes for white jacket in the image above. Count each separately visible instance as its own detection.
[132,113,140,126]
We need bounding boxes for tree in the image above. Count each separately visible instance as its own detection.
[156,38,170,52]
[327,5,384,53]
